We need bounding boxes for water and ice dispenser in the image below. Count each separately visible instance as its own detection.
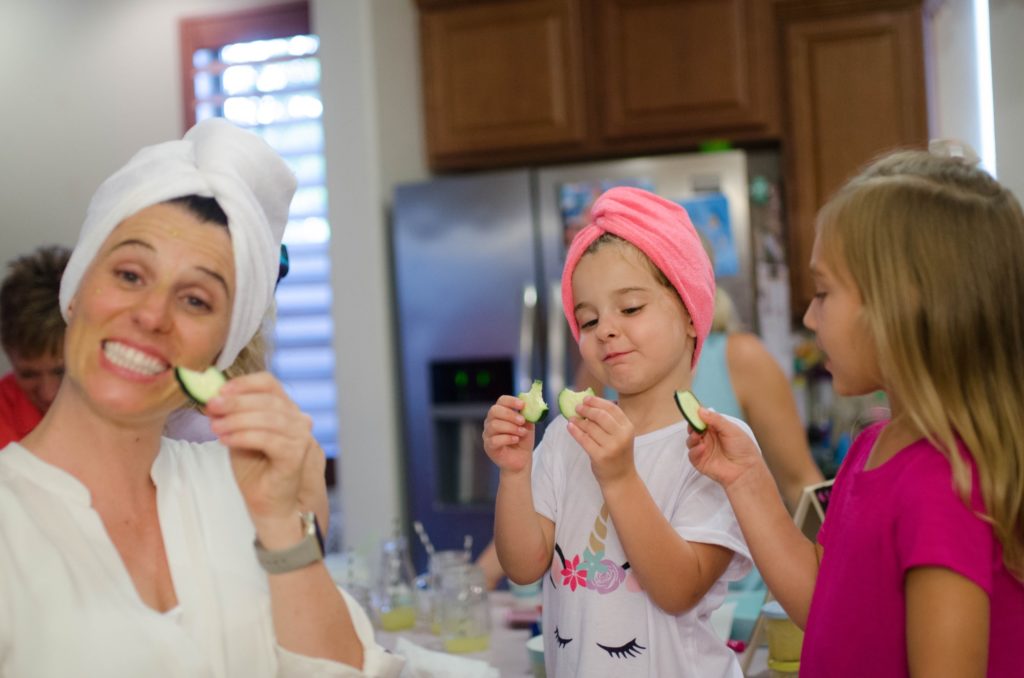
[429,358,513,506]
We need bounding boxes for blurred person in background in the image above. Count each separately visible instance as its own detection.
[0,245,71,448]
[692,283,823,512]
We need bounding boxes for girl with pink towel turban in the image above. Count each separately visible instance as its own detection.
[484,186,755,677]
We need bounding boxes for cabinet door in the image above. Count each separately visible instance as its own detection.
[420,0,587,166]
[594,0,779,142]
[781,4,927,313]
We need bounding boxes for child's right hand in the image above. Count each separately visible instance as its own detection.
[686,407,763,490]
[482,395,536,475]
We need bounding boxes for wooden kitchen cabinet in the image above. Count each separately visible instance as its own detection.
[777,0,928,314]
[417,0,780,170]
[594,0,779,145]
[418,0,589,167]
[415,0,930,323]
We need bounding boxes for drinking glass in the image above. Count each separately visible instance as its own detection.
[423,549,471,633]
[371,536,417,631]
[437,562,491,653]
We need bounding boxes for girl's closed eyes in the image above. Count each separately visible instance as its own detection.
[576,305,646,331]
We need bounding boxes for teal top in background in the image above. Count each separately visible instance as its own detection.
[692,332,767,641]
[691,332,743,419]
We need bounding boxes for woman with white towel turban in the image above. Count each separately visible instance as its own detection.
[0,119,403,677]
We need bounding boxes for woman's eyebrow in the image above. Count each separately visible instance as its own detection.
[193,266,230,297]
[109,238,155,254]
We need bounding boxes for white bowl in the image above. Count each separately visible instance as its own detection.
[526,634,545,678]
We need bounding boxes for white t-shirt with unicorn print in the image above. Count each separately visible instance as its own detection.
[532,416,754,678]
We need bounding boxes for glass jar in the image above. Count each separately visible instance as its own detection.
[421,549,471,633]
[371,536,417,631]
[437,562,491,653]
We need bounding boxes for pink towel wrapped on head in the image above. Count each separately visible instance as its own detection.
[561,186,715,367]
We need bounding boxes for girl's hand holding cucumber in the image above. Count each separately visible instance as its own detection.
[685,405,764,491]
[566,393,637,488]
[483,393,540,475]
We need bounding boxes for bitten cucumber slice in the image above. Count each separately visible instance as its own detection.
[557,387,595,419]
[175,366,227,405]
[674,390,707,433]
[517,379,549,423]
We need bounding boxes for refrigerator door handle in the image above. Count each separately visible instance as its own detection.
[547,282,566,400]
[517,284,538,394]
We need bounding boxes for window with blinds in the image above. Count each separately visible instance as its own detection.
[181,4,338,477]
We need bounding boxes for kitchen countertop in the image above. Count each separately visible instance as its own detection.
[373,590,535,676]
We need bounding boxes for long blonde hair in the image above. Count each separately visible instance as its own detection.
[818,149,1024,579]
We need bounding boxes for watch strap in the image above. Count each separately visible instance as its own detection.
[254,511,324,574]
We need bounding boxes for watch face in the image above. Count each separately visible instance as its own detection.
[310,512,325,555]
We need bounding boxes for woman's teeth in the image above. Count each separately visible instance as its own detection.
[103,342,166,376]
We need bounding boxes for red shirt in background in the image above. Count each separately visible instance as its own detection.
[0,372,43,448]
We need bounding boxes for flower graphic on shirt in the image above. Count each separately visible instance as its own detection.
[581,547,626,594]
[561,553,587,591]
[581,547,606,574]
[589,559,627,594]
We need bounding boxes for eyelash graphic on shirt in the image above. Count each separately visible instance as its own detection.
[597,638,647,658]
[553,626,572,648]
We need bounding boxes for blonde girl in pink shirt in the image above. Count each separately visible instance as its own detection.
[688,148,1024,677]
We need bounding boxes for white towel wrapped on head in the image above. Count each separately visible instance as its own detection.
[59,118,296,369]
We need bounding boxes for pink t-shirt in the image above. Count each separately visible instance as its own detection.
[802,422,1024,676]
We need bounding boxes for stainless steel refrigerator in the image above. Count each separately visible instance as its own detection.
[391,150,789,571]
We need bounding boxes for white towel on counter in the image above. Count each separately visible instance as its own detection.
[394,637,499,678]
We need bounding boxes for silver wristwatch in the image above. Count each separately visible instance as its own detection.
[254,511,325,574]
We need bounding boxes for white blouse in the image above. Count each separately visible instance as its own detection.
[0,440,403,678]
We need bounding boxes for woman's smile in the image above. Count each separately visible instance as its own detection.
[100,340,170,379]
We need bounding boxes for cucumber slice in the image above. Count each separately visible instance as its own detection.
[674,390,707,433]
[175,366,227,405]
[517,379,549,423]
[557,387,595,419]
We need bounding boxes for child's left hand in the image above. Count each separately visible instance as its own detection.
[566,395,636,487]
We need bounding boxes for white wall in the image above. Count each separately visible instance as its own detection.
[926,0,1024,200]
[990,0,1024,200]
[925,0,984,156]
[0,0,293,264]
[0,0,425,551]
[312,0,427,552]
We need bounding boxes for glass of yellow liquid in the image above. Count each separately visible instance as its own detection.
[438,563,491,654]
[371,536,417,631]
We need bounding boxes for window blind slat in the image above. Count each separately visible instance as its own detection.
[189,31,337,460]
